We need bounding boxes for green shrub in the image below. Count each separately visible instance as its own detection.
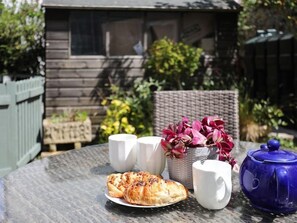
[240,98,287,142]
[99,78,164,143]
[252,99,287,128]
[145,37,203,90]
[201,71,239,91]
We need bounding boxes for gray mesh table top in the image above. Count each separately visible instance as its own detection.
[1,142,297,223]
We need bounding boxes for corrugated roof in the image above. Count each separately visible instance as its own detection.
[42,0,242,11]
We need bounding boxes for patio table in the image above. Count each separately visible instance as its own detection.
[1,142,297,223]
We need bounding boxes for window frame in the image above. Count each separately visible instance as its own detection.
[69,10,107,57]
[69,10,147,59]
[69,11,215,58]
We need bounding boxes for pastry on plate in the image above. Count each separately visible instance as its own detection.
[107,171,161,198]
[123,177,188,206]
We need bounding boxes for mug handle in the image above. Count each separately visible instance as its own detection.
[275,167,289,205]
[217,176,231,205]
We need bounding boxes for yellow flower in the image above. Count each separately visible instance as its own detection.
[125,125,135,134]
[121,117,128,124]
[101,99,108,106]
[113,121,120,129]
[111,99,122,107]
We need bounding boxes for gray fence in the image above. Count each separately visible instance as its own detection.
[0,77,44,177]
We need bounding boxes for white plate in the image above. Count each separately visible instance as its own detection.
[105,193,182,208]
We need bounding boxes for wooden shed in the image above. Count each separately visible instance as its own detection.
[42,0,242,139]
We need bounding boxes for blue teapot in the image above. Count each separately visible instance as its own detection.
[240,139,297,214]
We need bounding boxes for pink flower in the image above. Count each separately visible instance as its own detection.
[161,116,237,167]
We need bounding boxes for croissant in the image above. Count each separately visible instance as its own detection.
[123,177,188,206]
[107,171,161,198]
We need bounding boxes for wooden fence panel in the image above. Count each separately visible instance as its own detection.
[0,84,14,176]
[0,77,44,177]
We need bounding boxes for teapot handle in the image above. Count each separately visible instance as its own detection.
[275,167,289,205]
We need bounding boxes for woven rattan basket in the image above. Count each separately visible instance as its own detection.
[167,147,218,189]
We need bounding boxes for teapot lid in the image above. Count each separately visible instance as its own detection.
[250,139,297,163]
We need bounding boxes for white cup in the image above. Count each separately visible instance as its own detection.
[192,160,232,210]
[108,134,137,172]
[136,136,165,175]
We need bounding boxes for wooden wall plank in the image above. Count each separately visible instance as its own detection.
[46,58,145,69]
[46,50,69,59]
[46,31,69,40]
[46,68,145,78]
[46,88,97,98]
[46,21,68,31]
[46,97,101,106]
[46,77,142,88]
[46,40,69,50]
[46,105,105,113]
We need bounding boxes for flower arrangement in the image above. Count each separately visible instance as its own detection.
[161,116,237,167]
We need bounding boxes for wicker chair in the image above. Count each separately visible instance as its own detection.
[153,90,240,144]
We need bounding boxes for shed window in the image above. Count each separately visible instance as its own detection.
[70,11,106,55]
[69,11,214,57]
[108,13,143,56]
[70,11,143,56]
[181,13,215,53]
[147,13,178,47]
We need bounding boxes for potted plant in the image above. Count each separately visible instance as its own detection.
[43,110,92,152]
[161,116,237,189]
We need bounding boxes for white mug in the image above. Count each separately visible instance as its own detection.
[192,160,232,210]
[136,136,165,175]
[108,134,137,172]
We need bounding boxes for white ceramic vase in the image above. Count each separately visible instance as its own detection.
[136,136,165,175]
[108,134,137,172]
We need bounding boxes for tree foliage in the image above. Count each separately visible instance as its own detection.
[238,0,297,45]
[0,0,44,75]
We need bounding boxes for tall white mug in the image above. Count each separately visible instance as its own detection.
[136,136,165,175]
[108,134,137,172]
[192,160,232,210]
